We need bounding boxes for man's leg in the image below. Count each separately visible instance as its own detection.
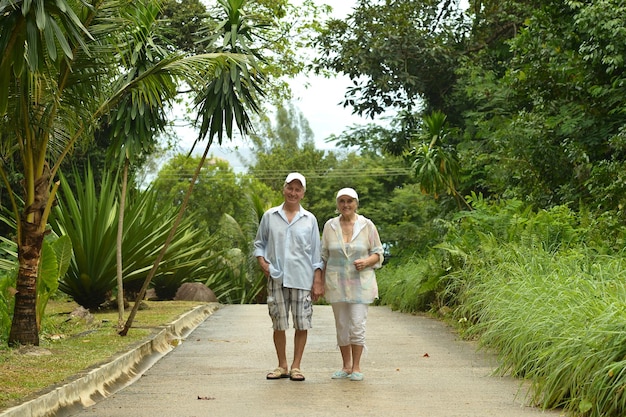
[291,329,307,371]
[274,330,288,370]
[266,280,290,379]
[289,288,312,381]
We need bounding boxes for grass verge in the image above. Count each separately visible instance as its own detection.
[0,299,207,411]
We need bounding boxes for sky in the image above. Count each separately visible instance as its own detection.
[171,1,374,171]
[284,0,373,147]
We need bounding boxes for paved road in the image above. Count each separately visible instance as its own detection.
[56,304,563,417]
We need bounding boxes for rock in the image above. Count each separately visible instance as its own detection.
[145,288,159,301]
[69,306,94,324]
[174,282,218,302]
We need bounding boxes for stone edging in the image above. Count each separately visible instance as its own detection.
[0,303,221,417]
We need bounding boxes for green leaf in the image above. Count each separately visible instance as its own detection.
[34,0,46,30]
[39,239,59,294]
[50,18,73,60]
[52,235,73,279]
[43,16,57,61]
[25,19,40,71]
[579,399,592,413]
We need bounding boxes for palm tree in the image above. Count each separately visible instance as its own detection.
[0,0,264,346]
[105,0,178,331]
[410,111,470,210]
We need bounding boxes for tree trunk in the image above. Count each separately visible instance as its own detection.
[8,168,50,346]
[116,158,129,331]
[9,226,44,346]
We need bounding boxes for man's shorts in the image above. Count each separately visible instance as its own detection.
[266,277,313,331]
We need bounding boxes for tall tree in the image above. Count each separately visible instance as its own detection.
[458,0,626,209]
[0,0,265,346]
[312,0,468,119]
[314,0,626,213]
[105,0,176,330]
[119,0,269,335]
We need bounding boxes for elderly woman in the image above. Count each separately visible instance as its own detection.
[321,187,384,381]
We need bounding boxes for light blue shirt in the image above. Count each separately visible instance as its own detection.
[254,203,323,290]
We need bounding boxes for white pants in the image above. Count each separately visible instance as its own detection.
[331,302,368,346]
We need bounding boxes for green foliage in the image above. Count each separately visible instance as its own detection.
[1,0,269,346]
[152,154,254,236]
[312,0,466,118]
[159,0,210,55]
[0,236,17,344]
[458,0,626,209]
[50,166,222,309]
[410,111,464,206]
[51,168,119,308]
[36,235,72,329]
[205,247,265,304]
[0,231,71,343]
[366,183,442,259]
[450,244,626,416]
[0,273,13,344]
[376,194,626,416]
[150,156,273,304]
[376,255,446,312]
[313,0,626,215]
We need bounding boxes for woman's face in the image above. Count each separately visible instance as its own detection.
[337,195,358,217]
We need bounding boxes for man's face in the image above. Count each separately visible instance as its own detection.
[283,181,305,204]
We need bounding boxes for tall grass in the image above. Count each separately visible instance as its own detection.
[377,197,626,416]
[452,245,626,416]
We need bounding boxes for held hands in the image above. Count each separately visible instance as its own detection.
[311,270,324,302]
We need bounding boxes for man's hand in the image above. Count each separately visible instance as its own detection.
[257,256,270,278]
[311,269,324,301]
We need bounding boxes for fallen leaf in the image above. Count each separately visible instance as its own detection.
[423,353,430,357]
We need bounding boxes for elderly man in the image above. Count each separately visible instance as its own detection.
[254,172,324,382]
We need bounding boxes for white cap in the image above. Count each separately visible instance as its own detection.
[285,172,306,189]
[336,187,358,201]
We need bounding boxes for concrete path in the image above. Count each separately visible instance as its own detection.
[61,304,562,417]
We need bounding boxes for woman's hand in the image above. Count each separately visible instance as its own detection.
[353,259,368,271]
[354,253,380,271]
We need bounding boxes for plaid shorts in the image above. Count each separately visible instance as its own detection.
[266,277,313,331]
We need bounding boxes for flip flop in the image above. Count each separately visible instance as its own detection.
[289,368,305,381]
[266,367,289,380]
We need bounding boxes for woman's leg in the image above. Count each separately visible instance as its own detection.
[332,303,353,372]
[351,344,364,373]
[349,303,368,374]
